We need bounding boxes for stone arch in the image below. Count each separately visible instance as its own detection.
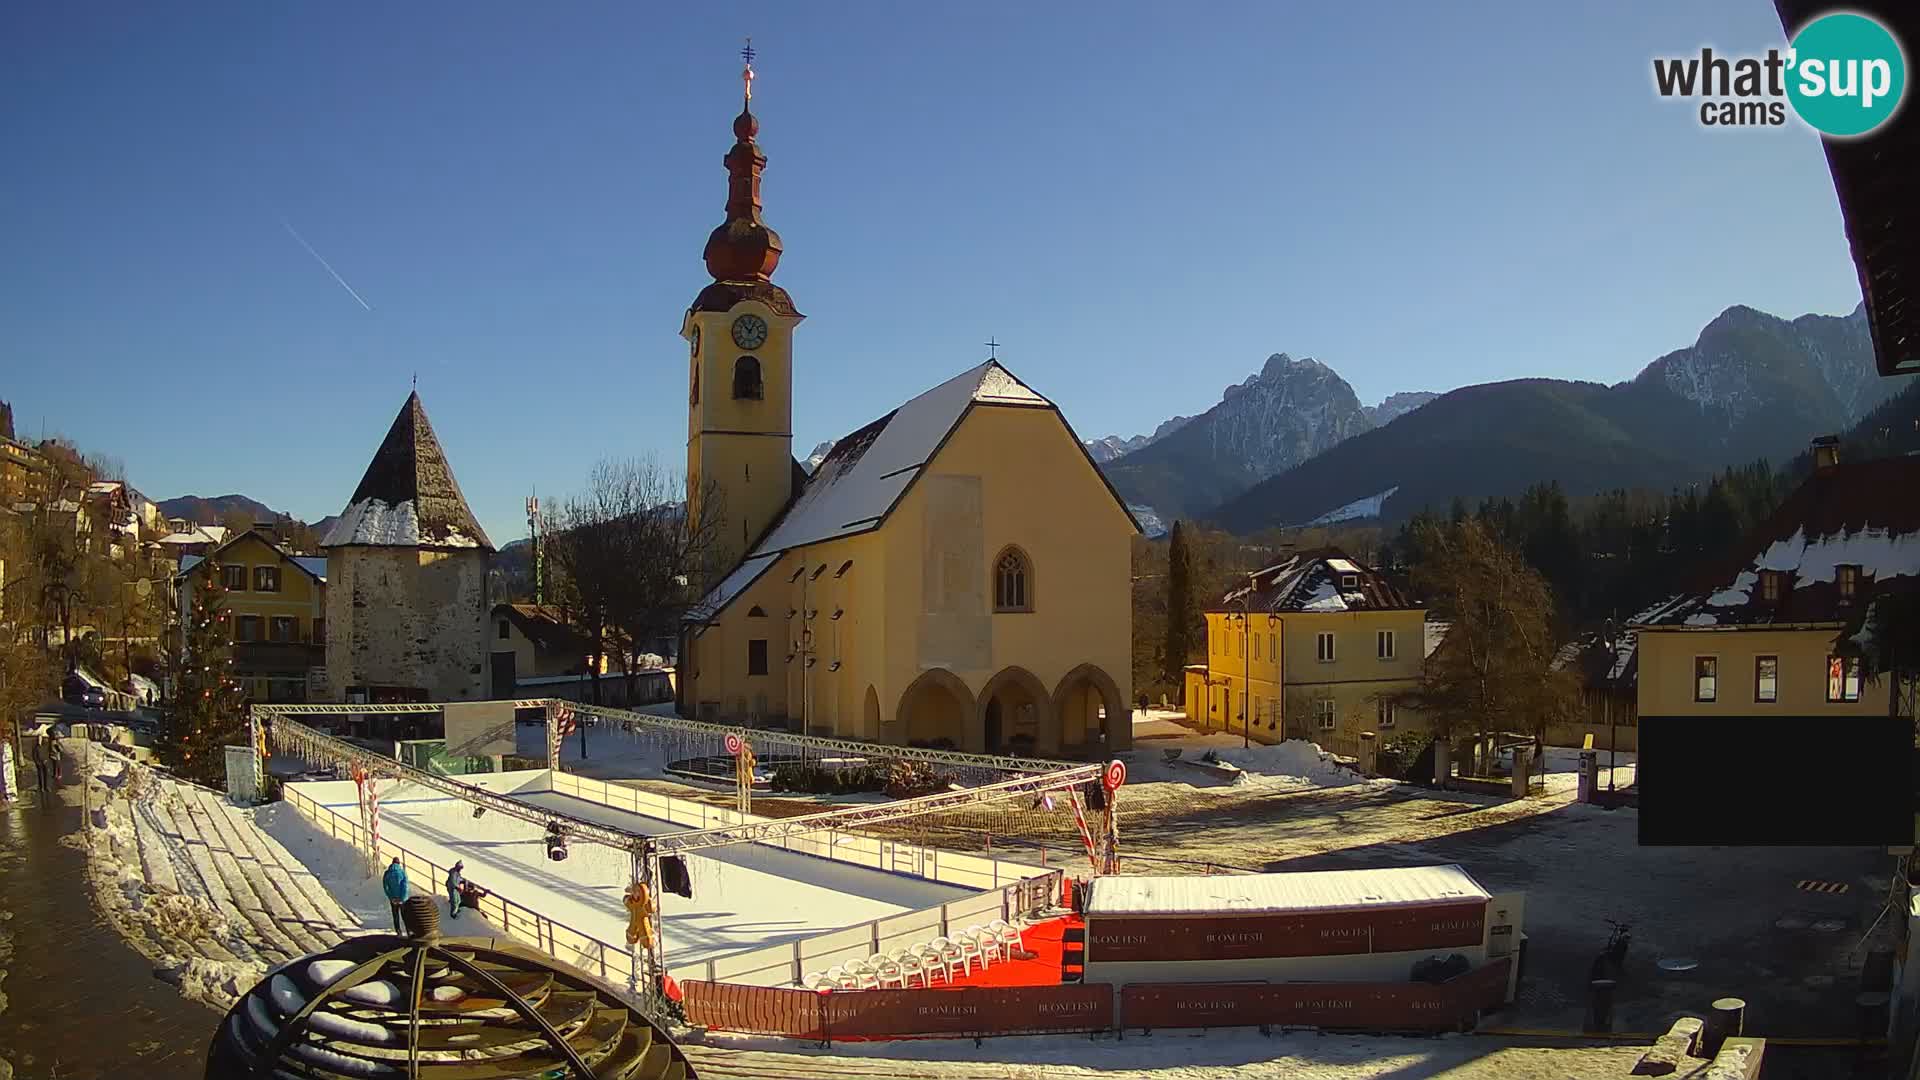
[1051,663,1129,757]
[894,668,975,751]
[862,685,881,740]
[977,666,1051,756]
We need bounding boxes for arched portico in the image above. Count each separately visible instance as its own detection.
[1051,663,1129,757]
[895,668,975,751]
[976,666,1052,757]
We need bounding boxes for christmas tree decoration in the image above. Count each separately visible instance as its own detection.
[159,561,248,785]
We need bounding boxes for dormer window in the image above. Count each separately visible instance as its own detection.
[1760,571,1783,603]
[1837,564,1860,602]
[1340,574,1358,589]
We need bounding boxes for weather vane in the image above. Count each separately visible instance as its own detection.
[742,37,756,102]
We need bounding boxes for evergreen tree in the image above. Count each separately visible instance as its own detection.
[161,563,247,784]
[1162,521,1193,697]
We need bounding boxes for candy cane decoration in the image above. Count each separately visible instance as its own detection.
[1068,789,1099,872]
[366,780,382,878]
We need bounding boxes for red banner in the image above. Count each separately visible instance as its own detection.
[683,981,823,1040]
[1088,901,1486,963]
[1120,958,1511,1032]
[823,984,1113,1039]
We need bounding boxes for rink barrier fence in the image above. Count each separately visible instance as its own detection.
[680,957,1513,1042]
[282,780,1062,993]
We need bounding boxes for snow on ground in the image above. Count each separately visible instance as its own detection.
[1125,714,1394,792]
[280,778,973,969]
[687,1029,1645,1079]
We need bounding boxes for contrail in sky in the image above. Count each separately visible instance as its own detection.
[280,217,373,311]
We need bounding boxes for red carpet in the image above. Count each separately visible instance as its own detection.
[935,915,1076,989]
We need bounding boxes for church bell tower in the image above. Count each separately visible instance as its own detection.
[684,42,803,575]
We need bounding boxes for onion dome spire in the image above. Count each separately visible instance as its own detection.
[704,38,783,283]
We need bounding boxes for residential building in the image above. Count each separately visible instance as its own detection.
[488,603,592,696]
[677,75,1137,756]
[177,528,328,703]
[1548,630,1639,752]
[158,523,230,560]
[0,437,51,505]
[1632,441,1920,720]
[321,392,494,705]
[1185,549,1427,753]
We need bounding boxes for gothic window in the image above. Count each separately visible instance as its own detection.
[732,356,763,400]
[993,547,1033,613]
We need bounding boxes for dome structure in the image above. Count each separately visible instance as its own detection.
[207,897,696,1079]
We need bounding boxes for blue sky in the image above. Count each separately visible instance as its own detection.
[0,2,1867,543]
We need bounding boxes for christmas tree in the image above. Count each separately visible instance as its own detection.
[161,562,247,784]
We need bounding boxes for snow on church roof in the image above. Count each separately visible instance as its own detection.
[750,360,1047,556]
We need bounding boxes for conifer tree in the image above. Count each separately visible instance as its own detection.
[161,563,247,784]
[1161,521,1193,697]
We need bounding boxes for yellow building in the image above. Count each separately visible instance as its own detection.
[676,69,1138,757]
[177,528,328,702]
[1632,446,1918,721]
[1185,549,1428,753]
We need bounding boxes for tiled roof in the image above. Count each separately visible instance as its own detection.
[495,603,591,659]
[1636,455,1920,628]
[1211,548,1419,614]
[323,392,492,551]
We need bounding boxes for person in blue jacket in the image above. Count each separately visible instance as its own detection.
[381,857,409,932]
[446,861,465,917]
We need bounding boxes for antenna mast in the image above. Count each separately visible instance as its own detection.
[526,493,545,604]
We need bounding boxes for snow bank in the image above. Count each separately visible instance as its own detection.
[1125,736,1395,792]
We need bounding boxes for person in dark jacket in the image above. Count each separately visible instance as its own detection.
[446,861,465,917]
[29,734,49,796]
[381,858,409,932]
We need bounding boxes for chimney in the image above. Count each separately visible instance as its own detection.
[1811,435,1841,470]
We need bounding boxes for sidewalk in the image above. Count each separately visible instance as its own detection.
[0,750,215,1080]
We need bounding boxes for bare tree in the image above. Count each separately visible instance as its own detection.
[1391,517,1578,774]
[547,459,725,731]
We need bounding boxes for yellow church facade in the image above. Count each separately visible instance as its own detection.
[675,61,1136,758]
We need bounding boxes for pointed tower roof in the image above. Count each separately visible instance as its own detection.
[690,43,801,318]
[322,392,493,551]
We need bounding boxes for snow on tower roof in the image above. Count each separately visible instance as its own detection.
[322,392,493,551]
[1213,548,1418,614]
[1087,864,1490,917]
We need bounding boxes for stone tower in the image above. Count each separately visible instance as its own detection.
[321,392,494,703]
[683,48,805,576]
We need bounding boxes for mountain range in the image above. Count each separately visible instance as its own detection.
[1134,301,1904,533]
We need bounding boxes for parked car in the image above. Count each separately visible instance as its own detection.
[62,675,107,710]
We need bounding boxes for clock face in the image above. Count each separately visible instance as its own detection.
[731,314,769,350]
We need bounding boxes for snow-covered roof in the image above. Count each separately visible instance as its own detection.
[690,552,778,624]
[1087,864,1489,917]
[1637,455,1920,629]
[1216,548,1418,614]
[178,539,326,583]
[751,362,1046,556]
[323,392,493,551]
[1424,620,1451,659]
[159,525,228,545]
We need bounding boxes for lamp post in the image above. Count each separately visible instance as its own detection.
[1602,620,1618,793]
[1227,572,1266,750]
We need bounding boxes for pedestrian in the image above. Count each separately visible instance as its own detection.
[29,734,49,797]
[46,731,61,783]
[382,857,409,932]
[446,861,465,917]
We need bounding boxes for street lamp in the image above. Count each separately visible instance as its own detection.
[1226,574,1277,751]
[1601,619,1618,793]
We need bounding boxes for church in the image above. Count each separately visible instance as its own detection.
[676,57,1137,758]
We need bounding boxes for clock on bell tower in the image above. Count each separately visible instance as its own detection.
[684,47,804,576]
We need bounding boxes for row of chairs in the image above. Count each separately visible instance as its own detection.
[802,920,1024,992]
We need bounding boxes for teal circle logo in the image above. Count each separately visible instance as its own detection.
[1786,12,1907,137]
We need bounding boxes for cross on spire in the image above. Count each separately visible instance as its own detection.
[985,337,1001,360]
[741,37,756,102]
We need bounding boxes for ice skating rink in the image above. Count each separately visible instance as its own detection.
[285,774,975,969]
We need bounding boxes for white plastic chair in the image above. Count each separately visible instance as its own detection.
[933,935,973,976]
[845,958,882,990]
[911,943,952,984]
[958,927,989,970]
[802,972,832,992]
[870,954,906,988]
[894,949,927,988]
[823,965,857,990]
[989,919,1024,957]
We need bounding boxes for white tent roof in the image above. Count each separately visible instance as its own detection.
[1087,865,1489,917]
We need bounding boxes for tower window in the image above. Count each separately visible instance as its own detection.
[732,356,763,400]
[993,546,1033,612]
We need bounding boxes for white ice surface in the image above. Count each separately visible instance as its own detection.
[284,782,974,969]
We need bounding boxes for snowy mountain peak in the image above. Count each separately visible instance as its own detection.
[1364,391,1438,427]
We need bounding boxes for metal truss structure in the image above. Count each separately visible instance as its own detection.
[256,706,648,854]
[648,762,1103,856]
[256,700,1103,861]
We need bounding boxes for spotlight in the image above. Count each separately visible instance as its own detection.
[545,823,569,862]
[472,806,486,820]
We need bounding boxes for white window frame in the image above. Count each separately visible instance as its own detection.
[1377,698,1396,727]
[1316,631,1335,663]
[1314,698,1337,731]
[1377,629,1395,660]
[1755,655,1778,704]
[1694,656,1717,703]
